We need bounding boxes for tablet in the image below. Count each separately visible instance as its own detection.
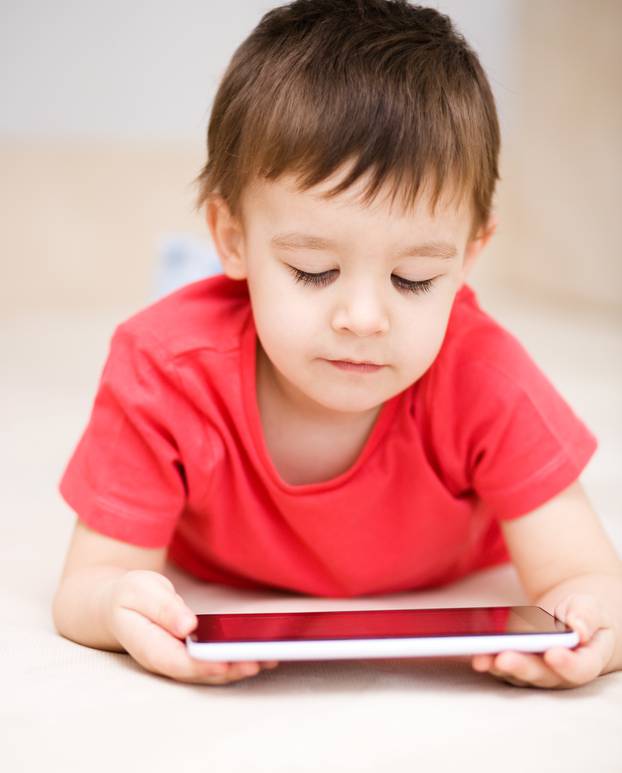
[185,605,579,661]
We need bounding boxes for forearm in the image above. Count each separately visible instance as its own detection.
[535,571,622,675]
[52,565,128,652]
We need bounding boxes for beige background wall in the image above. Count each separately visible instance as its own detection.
[1,0,620,316]
[494,0,622,310]
[0,140,204,313]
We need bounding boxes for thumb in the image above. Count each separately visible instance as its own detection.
[174,594,198,636]
[554,593,602,645]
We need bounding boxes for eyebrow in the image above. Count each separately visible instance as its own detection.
[270,231,458,259]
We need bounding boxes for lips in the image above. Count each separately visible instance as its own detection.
[326,359,385,373]
[331,359,383,366]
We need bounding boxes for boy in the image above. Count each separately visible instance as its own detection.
[53,0,622,688]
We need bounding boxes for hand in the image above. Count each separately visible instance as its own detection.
[471,593,616,689]
[103,569,279,685]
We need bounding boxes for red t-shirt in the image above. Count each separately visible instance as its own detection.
[59,275,598,597]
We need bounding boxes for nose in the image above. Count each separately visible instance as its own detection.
[330,279,390,337]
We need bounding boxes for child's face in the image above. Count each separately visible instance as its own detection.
[209,162,495,419]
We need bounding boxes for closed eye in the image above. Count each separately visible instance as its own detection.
[286,266,436,295]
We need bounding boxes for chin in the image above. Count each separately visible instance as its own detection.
[305,383,387,415]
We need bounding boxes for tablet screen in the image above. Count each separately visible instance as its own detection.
[190,606,568,643]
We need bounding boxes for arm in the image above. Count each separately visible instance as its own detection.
[497,479,622,603]
[53,565,134,651]
[52,519,277,684]
[52,519,168,651]
[473,479,622,685]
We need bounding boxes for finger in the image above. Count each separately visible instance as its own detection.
[198,660,280,683]
[115,578,196,639]
[114,580,278,682]
[553,593,608,646]
[116,606,234,683]
[223,661,262,679]
[489,650,561,688]
[471,605,592,673]
[543,628,614,685]
[218,660,280,677]
[473,654,516,684]
[191,658,277,681]
[489,671,530,688]
[112,585,271,684]
[476,654,531,687]
[125,569,176,594]
[489,630,608,689]
[120,613,269,684]
[473,591,611,686]
[472,654,494,671]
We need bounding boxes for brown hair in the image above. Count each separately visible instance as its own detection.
[193,0,500,240]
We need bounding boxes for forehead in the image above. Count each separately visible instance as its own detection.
[241,162,472,242]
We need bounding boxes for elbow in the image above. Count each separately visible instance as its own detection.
[51,582,68,637]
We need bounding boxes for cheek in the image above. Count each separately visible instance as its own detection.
[396,297,454,365]
[250,280,314,356]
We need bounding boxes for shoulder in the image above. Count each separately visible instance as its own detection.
[422,283,596,455]
[412,285,598,521]
[415,282,567,444]
[112,274,252,363]
[429,283,542,396]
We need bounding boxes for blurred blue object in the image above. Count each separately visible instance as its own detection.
[152,233,223,300]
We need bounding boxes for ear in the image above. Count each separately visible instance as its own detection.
[461,211,498,281]
[205,195,248,280]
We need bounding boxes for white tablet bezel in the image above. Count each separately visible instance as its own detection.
[186,607,579,661]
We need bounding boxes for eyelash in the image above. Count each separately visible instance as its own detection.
[287,267,436,295]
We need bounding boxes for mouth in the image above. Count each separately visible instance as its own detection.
[325,359,385,373]
[336,358,382,365]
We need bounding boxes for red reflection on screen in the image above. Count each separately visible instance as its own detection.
[193,607,525,643]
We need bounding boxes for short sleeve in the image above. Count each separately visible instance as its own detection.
[436,314,598,519]
[59,323,189,547]
[462,344,598,521]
